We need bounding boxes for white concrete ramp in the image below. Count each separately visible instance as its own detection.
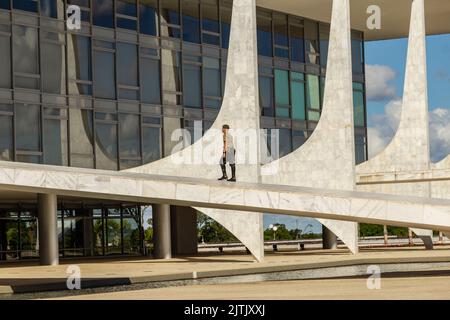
[2,162,450,233]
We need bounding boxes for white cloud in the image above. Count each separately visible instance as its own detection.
[367,99,401,158]
[429,108,450,162]
[367,100,450,162]
[365,64,397,101]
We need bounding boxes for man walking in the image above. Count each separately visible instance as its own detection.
[218,124,236,182]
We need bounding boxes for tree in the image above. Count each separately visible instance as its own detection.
[264,224,293,241]
[197,213,237,243]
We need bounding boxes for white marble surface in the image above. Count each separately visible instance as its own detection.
[262,0,358,253]
[1,161,450,233]
[356,0,433,243]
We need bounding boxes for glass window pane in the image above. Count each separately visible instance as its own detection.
[292,130,307,150]
[274,69,289,106]
[352,38,364,74]
[305,20,319,64]
[259,76,273,109]
[182,0,200,43]
[306,74,320,110]
[202,33,219,46]
[290,24,304,63]
[117,0,137,16]
[44,117,68,166]
[94,50,116,99]
[41,0,64,19]
[161,0,180,25]
[273,14,288,47]
[42,40,66,94]
[0,34,11,88]
[183,64,201,108]
[308,110,320,121]
[140,0,158,36]
[276,107,289,118]
[0,0,10,9]
[117,17,137,30]
[69,109,94,168]
[141,58,161,104]
[202,0,219,33]
[119,113,141,157]
[279,129,292,158]
[122,217,139,254]
[353,88,365,127]
[0,114,13,161]
[93,0,114,28]
[143,127,161,163]
[117,43,138,87]
[161,49,181,93]
[291,74,305,120]
[203,57,220,97]
[13,25,39,75]
[355,135,367,163]
[257,15,272,57]
[220,4,231,49]
[13,0,37,12]
[67,35,91,82]
[15,104,40,152]
[320,29,329,67]
[96,122,118,170]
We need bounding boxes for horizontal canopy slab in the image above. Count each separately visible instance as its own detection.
[257,0,450,40]
[1,161,450,232]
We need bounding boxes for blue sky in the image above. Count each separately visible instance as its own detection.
[365,34,450,122]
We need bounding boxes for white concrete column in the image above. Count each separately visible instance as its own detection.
[405,0,433,248]
[263,0,359,254]
[322,226,338,250]
[38,193,59,266]
[152,204,172,259]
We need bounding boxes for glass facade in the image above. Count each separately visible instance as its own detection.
[0,0,234,170]
[0,1,367,170]
[0,1,368,260]
[257,8,368,163]
[0,203,142,261]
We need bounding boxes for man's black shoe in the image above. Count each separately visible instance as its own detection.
[227,177,236,182]
[218,176,228,181]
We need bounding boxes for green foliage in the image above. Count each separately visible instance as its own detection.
[144,227,153,243]
[197,212,237,243]
[263,223,321,241]
[359,223,409,237]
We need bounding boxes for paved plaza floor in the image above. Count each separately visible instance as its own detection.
[1,246,450,298]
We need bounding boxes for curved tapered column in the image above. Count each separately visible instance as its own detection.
[38,193,59,266]
[125,0,264,261]
[356,0,433,249]
[262,0,358,254]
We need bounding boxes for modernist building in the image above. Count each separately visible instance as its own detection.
[0,0,448,266]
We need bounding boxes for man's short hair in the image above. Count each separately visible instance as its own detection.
[222,124,230,129]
